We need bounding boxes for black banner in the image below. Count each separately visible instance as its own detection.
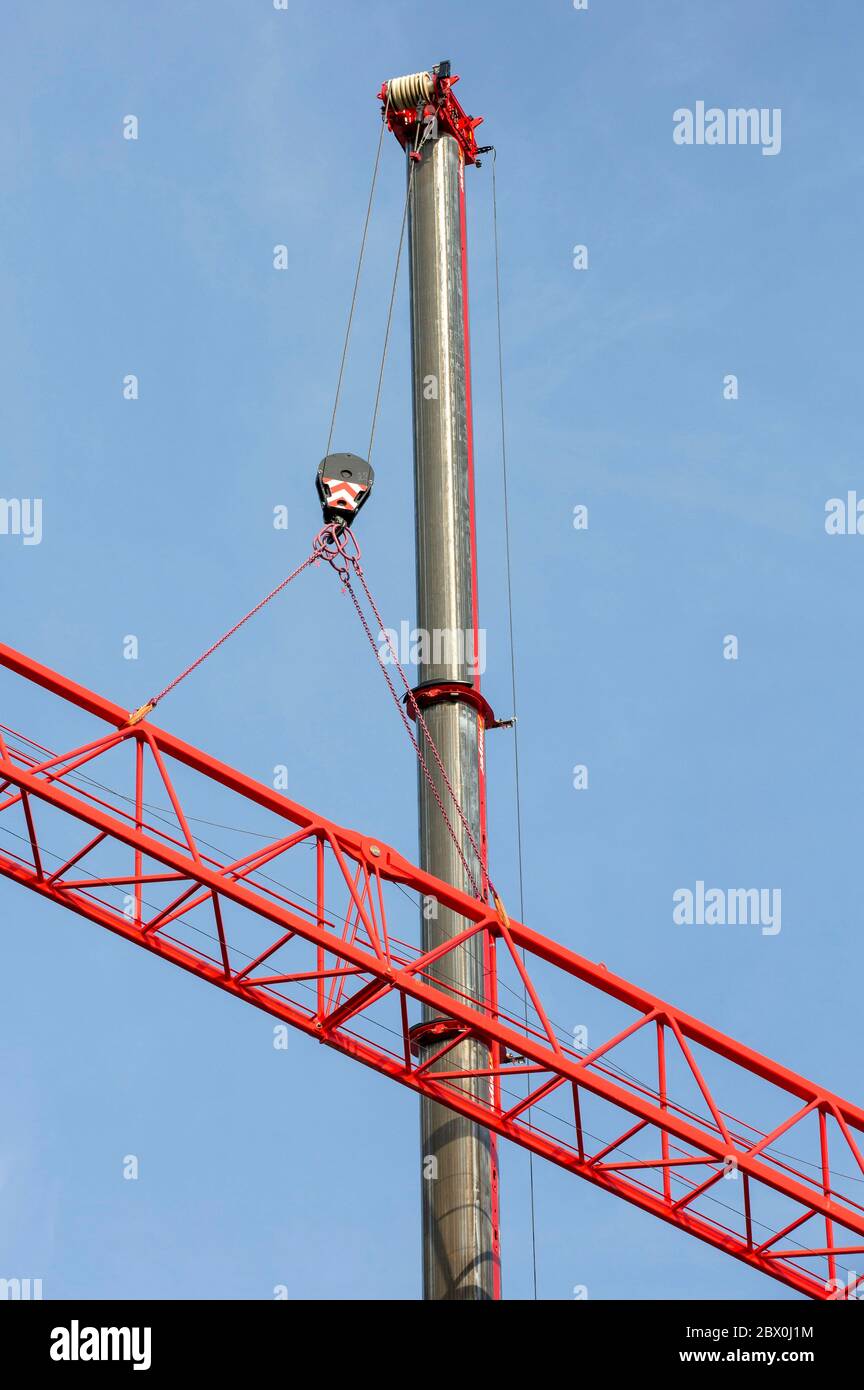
[1,1297,858,1375]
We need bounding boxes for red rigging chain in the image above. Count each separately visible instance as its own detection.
[318,526,489,901]
[126,523,494,907]
[125,121,469,879]
[127,547,320,726]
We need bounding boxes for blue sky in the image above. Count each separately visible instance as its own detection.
[1,0,862,1300]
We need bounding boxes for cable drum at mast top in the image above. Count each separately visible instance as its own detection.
[384,72,434,111]
[379,62,484,165]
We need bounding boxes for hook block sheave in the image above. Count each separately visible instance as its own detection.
[0,640,863,1300]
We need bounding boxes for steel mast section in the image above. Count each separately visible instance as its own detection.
[379,64,499,1300]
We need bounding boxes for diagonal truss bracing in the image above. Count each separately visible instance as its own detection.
[0,640,862,1300]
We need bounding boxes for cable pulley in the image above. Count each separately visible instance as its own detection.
[383,71,434,112]
[315,453,374,529]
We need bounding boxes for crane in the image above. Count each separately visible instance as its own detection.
[1,64,862,1303]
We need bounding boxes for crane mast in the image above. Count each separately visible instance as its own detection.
[380,65,500,1300]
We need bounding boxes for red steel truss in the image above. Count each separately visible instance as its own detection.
[0,639,862,1301]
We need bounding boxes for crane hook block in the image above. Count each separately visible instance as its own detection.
[316,454,374,528]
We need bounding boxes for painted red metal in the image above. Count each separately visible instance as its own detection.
[0,639,862,1300]
[379,70,483,166]
[405,683,499,728]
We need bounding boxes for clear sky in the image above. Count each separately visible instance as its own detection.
[1,0,862,1300]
